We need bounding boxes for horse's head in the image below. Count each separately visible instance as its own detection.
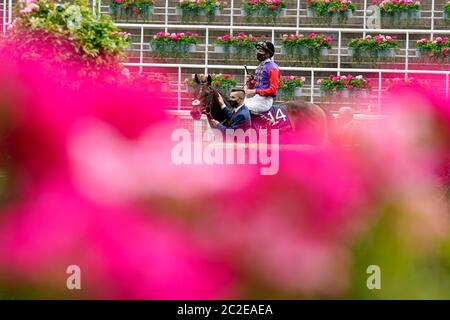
[190,74,214,120]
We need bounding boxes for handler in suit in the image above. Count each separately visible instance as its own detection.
[207,88,252,133]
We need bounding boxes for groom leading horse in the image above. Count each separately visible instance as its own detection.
[190,73,290,132]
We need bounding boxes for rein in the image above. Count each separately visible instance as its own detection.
[203,86,215,116]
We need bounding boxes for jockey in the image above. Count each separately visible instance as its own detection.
[245,40,280,114]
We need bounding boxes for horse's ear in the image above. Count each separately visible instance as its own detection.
[194,74,200,84]
[207,75,212,85]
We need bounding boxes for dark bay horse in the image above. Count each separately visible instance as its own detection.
[189,73,294,132]
[189,74,231,125]
[188,74,336,144]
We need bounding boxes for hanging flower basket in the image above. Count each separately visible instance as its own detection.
[348,34,399,63]
[444,2,450,20]
[294,87,303,97]
[386,77,429,93]
[185,73,237,96]
[149,32,199,58]
[241,7,287,17]
[306,0,355,25]
[176,7,222,16]
[241,0,287,24]
[176,0,226,22]
[318,74,371,96]
[109,0,154,21]
[214,33,258,61]
[278,86,303,99]
[149,42,197,53]
[278,76,306,99]
[280,33,332,66]
[214,44,236,54]
[399,10,420,19]
[415,47,428,58]
[416,37,450,62]
[307,7,353,19]
[341,87,351,98]
[374,0,421,24]
[306,8,315,17]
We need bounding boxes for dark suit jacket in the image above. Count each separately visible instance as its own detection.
[216,104,252,133]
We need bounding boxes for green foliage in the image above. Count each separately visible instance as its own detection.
[348,34,398,62]
[12,0,130,62]
[177,0,224,22]
[445,2,450,15]
[348,202,450,299]
[278,76,305,98]
[185,73,236,87]
[281,33,332,66]
[378,0,420,16]
[109,0,154,21]
[416,37,450,61]
[319,74,370,93]
[150,32,199,58]
[278,76,305,90]
[281,33,332,50]
[214,33,259,62]
[242,0,287,24]
[307,0,355,24]
[348,35,399,51]
[185,73,237,96]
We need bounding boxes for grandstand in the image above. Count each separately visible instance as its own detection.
[3,0,450,115]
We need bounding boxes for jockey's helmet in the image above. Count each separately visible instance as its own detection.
[255,41,275,58]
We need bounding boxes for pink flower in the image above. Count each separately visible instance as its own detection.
[0,180,235,299]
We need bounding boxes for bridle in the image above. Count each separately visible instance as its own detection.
[192,82,215,116]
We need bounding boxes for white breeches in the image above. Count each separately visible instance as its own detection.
[245,94,273,114]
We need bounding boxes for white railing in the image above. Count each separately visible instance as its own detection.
[1,1,448,115]
[96,0,447,32]
[117,23,450,71]
[101,0,449,112]
[123,61,450,114]
[114,23,450,112]
[1,0,12,33]
[2,0,6,33]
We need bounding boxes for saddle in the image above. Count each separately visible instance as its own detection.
[251,105,292,131]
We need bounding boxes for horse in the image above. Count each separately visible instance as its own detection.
[190,74,230,125]
[189,73,293,133]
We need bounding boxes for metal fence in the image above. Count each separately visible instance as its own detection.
[2,0,12,33]
[116,23,450,112]
[2,0,449,114]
